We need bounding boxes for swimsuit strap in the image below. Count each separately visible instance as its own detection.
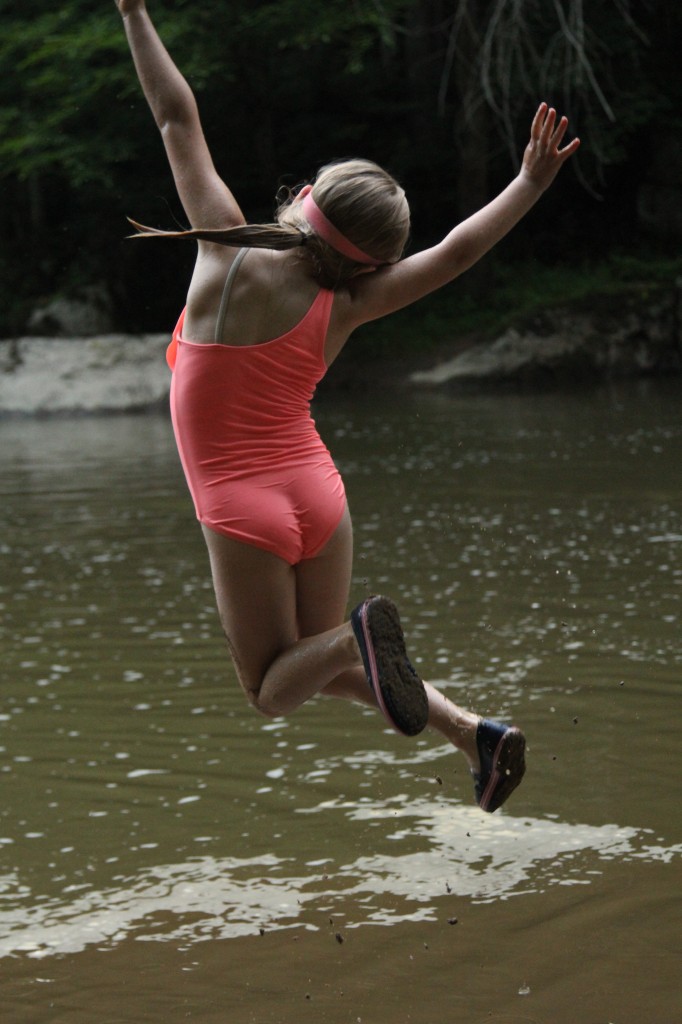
[214,248,249,343]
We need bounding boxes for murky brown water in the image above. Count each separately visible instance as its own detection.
[1,379,680,1023]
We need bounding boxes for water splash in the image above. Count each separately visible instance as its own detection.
[1,801,677,961]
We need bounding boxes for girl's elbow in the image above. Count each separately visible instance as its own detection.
[156,105,191,135]
[153,85,198,134]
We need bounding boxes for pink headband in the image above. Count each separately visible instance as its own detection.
[301,193,382,266]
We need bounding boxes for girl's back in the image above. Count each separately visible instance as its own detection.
[181,246,353,367]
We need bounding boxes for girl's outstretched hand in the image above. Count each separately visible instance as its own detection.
[521,103,580,192]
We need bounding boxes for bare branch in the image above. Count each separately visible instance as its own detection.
[551,0,616,121]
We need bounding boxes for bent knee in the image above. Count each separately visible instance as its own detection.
[222,633,278,718]
[246,688,277,719]
[246,686,296,720]
[221,631,296,719]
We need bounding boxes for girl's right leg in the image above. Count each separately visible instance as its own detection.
[200,514,363,718]
[201,515,524,811]
[202,508,428,732]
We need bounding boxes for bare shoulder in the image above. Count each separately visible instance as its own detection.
[183,246,240,341]
[185,247,328,347]
[187,244,237,300]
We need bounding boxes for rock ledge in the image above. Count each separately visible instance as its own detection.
[0,334,170,415]
[411,281,682,388]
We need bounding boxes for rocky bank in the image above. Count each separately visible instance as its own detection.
[0,333,170,415]
[410,279,682,389]
[1,280,680,415]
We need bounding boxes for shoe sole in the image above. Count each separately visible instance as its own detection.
[357,598,428,737]
[479,727,526,812]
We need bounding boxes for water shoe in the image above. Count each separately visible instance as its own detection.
[351,596,428,736]
[473,718,526,812]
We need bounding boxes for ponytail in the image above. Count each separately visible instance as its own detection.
[125,214,353,289]
[127,156,410,290]
[126,218,306,252]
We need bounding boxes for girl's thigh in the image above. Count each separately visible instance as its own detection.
[201,524,298,697]
[200,503,353,696]
[295,503,354,637]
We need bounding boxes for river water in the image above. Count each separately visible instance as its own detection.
[1,379,680,1024]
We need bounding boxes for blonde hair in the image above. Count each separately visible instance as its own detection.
[129,159,410,290]
[279,159,410,287]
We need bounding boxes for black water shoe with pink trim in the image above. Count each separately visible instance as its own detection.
[350,596,428,737]
[473,718,526,812]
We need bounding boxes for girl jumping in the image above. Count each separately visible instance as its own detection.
[116,0,580,813]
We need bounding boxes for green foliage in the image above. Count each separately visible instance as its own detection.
[352,248,682,360]
[1,6,126,184]
[0,0,680,334]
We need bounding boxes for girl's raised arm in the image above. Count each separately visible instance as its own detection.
[347,104,580,326]
[116,0,244,230]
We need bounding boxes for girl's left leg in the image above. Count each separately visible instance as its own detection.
[321,672,482,774]
[293,525,481,773]
[204,505,521,808]
[294,512,525,810]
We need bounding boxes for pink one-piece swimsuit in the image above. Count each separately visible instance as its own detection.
[167,288,346,565]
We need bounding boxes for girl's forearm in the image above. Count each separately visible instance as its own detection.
[440,171,543,276]
[120,7,196,128]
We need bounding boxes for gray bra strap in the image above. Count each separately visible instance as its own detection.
[214,248,249,342]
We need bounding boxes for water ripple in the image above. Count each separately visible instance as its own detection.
[1,802,678,960]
